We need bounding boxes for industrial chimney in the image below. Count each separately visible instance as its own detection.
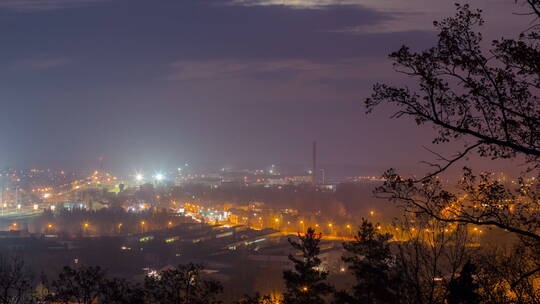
[312,141,317,186]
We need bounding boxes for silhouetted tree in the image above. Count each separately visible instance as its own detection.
[447,261,481,304]
[144,263,223,304]
[47,265,106,304]
[475,244,540,304]
[99,278,145,304]
[335,220,397,304]
[365,1,540,283]
[0,255,34,304]
[282,228,333,304]
[392,218,473,304]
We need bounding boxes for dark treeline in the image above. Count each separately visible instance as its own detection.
[0,217,537,304]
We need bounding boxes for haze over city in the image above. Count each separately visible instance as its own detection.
[0,0,528,174]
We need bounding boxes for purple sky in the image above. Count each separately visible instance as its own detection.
[0,0,530,174]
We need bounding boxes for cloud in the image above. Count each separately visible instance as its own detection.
[229,0,363,9]
[16,57,72,69]
[229,0,517,33]
[0,0,106,12]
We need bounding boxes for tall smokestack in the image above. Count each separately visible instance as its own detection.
[312,141,317,185]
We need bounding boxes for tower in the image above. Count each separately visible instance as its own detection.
[312,141,317,186]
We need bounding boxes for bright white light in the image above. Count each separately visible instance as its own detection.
[155,173,164,181]
[33,204,39,210]
[135,174,144,181]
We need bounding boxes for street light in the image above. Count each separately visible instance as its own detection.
[135,174,144,182]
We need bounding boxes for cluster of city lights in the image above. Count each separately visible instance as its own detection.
[135,173,165,182]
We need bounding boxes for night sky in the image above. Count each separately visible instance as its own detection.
[0,0,527,174]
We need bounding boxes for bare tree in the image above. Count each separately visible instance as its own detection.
[365,2,540,281]
[475,244,540,304]
[0,255,34,304]
[392,218,473,304]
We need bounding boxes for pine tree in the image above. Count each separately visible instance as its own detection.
[283,228,333,304]
[335,219,397,304]
[447,261,481,304]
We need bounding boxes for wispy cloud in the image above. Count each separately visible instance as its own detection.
[0,0,106,12]
[229,0,514,33]
[229,0,363,9]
